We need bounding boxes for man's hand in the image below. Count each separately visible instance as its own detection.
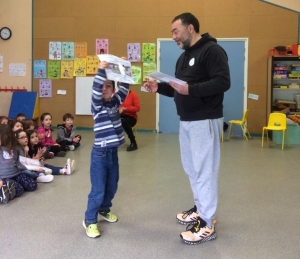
[169,81,189,95]
[144,78,158,93]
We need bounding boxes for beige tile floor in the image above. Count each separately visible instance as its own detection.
[1,130,300,259]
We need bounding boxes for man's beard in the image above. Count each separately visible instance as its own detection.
[178,34,191,50]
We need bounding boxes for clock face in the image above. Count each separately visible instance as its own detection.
[0,27,12,40]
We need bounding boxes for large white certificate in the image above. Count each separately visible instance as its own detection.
[98,54,135,84]
[146,71,186,86]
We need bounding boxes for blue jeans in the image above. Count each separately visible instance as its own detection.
[85,145,119,224]
[44,164,61,175]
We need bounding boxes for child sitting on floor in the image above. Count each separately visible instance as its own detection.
[0,124,37,201]
[57,113,81,151]
[15,129,53,183]
[26,130,75,175]
[37,113,66,157]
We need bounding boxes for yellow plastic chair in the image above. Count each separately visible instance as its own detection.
[262,113,289,150]
[227,110,251,141]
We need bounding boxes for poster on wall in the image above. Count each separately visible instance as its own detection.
[39,79,52,98]
[142,43,156,62]
[0,54,3,72]
[62,42,74,60]
[33,60,46,78]
[127,43,141,62]
[47,61,61,79]
[61,61,74,79]
[49,42,62,60]
[86,55,99,74]
[96,39,109,55]
[74,42,87,58]
[132,66,142,84]
[9,63,26,76]
[142,62,156,81]
[73,58,87,76]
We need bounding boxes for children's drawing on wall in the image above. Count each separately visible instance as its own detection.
[47,61,61,79]
[39,79,52,98]
[73,58,87,77]
[61,60,74,79]
[127,43,141,62]
[74,42,87,58]
[9,63,26,76]
[142,43,156,62]
[96,39,109,55]
[33,60,46,78]
[49,42,62,60]
[62,42,74,60]
[143,62,156,81]
[86,55,99,74]
[131,66,142,84]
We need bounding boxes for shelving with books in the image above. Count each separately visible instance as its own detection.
[267,56,300,117]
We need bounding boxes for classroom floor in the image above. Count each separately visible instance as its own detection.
[1,130,300,259]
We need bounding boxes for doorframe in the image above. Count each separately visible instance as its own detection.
[156,38,249,132]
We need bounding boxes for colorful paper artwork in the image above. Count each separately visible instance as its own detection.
[96,39,109,55]
[49,42,62,60]
[62,42,74,60]
[33,60,46,78]
[127,43,141,62]
[61,61,74,79]
[74,42,87,58]
[86,55,99,74]
[73,58,87,76]
[143,62,156,81]
[131,66,142,84]
[39,79,52,98]
[47,61,61,79]
[142,43,156,62]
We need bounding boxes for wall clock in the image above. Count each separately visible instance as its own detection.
[0,27,12,40]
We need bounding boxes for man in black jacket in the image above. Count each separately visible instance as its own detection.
[144,12,230,245]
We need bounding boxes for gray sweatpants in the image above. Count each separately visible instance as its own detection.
[179,118,223,228]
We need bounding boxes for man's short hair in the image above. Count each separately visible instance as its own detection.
[63,113,74,121]
[172,12,200,33]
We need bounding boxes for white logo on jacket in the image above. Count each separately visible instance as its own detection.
[189,58,195,66]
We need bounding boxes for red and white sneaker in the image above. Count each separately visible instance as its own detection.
[62,158,71,175]
[180,217,216,245]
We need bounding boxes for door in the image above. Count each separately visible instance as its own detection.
[158,39,247,135]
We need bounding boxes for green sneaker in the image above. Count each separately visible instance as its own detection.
[82,220,100,238]
[98,211,118,223]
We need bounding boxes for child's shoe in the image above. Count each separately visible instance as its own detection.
[0,185,10,204]
[68,145,75,151]
[71,159,76,173]
[82,220,100,238]
[37,173,54,183]
[46,152,54,159]
[6,180,16,201]
[62,158,72,175]
[98,211,118,223]
[43,168,52,175]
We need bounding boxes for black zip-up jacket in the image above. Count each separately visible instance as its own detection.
[157,33,231,121]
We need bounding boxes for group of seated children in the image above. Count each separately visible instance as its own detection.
[0,112,81,204]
